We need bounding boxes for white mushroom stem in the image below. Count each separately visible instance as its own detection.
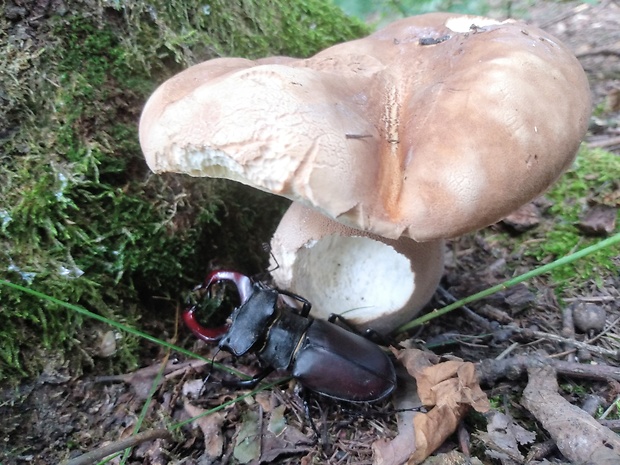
[270,202,444,333]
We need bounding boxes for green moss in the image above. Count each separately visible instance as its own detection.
[523,147,620,286]
[0,0,368,382]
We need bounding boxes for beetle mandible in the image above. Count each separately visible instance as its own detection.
[183,270,396,402]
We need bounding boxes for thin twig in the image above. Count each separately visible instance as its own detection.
[512,327,619,359]
[564,296,616,303]
[495,342,520,360]
[538,2,591,29]
[62,429,173,465]
[586,315,620,346]
[436,286,496,331]
[588,135,620,149]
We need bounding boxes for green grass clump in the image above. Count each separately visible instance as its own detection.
[0,0,368,382]
[526,147,620,285]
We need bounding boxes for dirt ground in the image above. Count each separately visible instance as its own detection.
[1,1,619,464]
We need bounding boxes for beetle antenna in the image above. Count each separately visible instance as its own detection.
[200,347,222,396]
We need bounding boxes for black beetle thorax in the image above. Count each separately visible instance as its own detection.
[218,284,278,356]
[258,309,312,370]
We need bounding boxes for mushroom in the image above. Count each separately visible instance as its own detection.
[139,13,591,332]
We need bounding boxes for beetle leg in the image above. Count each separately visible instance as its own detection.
[221,366,274,389]
[327,313,403,348]
[278,289,312,317]
[327,313,361,333]
[300,389,321,446]
[300,300,312,318]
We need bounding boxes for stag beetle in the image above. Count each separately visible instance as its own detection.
[183,270,396,402]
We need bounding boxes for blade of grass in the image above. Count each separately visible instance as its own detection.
[66,378,289,465]
[118,307,187,464]
[171,377,290,430]
[0,279,249,379]
[398,231,620,333]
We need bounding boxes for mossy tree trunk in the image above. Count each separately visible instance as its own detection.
[0,0,368,382]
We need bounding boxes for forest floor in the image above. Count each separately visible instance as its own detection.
[1,1,619,464]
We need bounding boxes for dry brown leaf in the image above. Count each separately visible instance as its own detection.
[578,204,617,236]
[501,202,541,232]
[259,423,313,463]
[397,350,490,414]
[374,349,490,465]
[183,401,226,460]
[373,365,421,465]
[475,411,535,464]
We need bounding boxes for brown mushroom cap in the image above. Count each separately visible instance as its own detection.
[140,13,591,242]
[270,202,444,332]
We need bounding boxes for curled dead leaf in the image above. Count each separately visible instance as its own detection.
[373,349,490,465]
[475,411,535,463]
[396,349,490,414]
[183,401,226,460]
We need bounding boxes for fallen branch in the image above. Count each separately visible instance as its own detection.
[521,362,620,464]
[537,2,591,29]
[476,354,620,386]
[577,48,620,59]
[600,420,620,432]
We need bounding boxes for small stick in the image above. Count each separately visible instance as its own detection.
[475,305,513,325]
[436,286,496,331]
[63,429,173,465]
[512,327,619,359]
[564,296,615,303]
[600,420,620,431]
[525,439,557,463]
[345,133,373,140]
[588,135,620,149]
[561,306,576,362]
[587,315,620,345]
[495,341,520,360]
